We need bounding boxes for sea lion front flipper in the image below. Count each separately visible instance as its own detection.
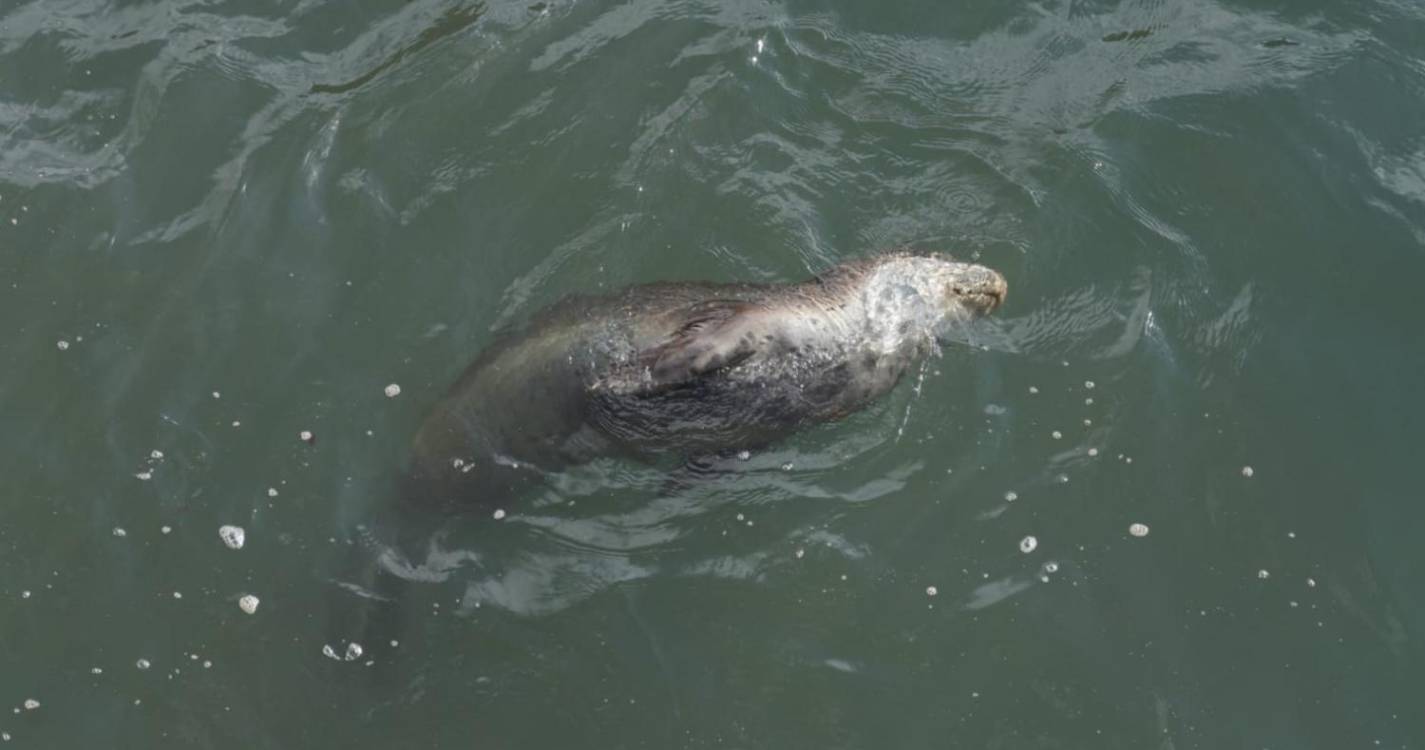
[644,301,759,387]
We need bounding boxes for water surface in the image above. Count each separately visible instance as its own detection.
[1,0,1423,746]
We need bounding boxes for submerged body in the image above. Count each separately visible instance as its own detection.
[407,253,1007,510]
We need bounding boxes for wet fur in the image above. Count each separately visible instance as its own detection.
[403,253,1005,511]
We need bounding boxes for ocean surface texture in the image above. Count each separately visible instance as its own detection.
[1,0,1422,746]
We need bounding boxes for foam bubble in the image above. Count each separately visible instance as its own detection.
[218,525,245,550]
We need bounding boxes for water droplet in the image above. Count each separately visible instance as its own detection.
[56,340,69,350]
[136,658,151,670]
[344,643,363,661]
[150,450,163,460]
[1084,380,1095,389]
[492,509,506,520]
[1257,569,1270,580]
[299,430,314,444]
[1241,466,1255,478]
[1051,430,1062,440]
[134,470,152,481]
[22,699,38,711]
[384,383,401,398]
[1306,578,1317,588]
[1043,561,1059,574]
[1129,523,1150,537]
[211,391,221,399]
[1003,490,1018,502]
[1019,535,1038,554]
[266,487,278,498]
[925,586,938,597]
[112,527,127,537]
[238,595,259,614]
[218,525,245,550]
[1087,448,1098,457]
[160,526,171,535]
[1028,386,1039,394]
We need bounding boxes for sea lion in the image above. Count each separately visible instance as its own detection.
[404,252,1006,510]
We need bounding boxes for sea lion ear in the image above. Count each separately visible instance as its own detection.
[643,302,758,388]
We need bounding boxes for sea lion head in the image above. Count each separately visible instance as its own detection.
[933,258,1007,318]
[852,254,1007,347]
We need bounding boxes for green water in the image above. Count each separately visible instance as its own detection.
[2,0,1423,746]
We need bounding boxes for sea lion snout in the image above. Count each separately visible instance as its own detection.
[946,263,1008,315]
